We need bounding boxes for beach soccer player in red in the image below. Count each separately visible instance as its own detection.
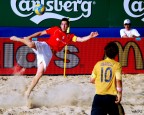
[10,18,99,99]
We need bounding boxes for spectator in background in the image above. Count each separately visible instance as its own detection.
[120,19,140,38]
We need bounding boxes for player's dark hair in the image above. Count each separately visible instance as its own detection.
[104,42,119,59]
[61,18,70,26]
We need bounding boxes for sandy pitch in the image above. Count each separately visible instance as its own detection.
[0,74,143,115]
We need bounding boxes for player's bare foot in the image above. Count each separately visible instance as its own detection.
[24,91,33,108]
[10,36,21,42]
[26,98,33,109]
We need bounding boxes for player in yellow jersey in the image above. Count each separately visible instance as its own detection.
[90,42,123,115]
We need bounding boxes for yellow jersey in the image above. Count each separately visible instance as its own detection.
[91,58,122,95]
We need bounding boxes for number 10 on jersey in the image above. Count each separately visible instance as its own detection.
[101,67,112,82]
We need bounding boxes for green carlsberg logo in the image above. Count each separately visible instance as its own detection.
[11,0,96,24]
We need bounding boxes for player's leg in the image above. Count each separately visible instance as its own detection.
[25,62,44,98]
[107,95,119,115]
[25,41,52,98]
[108,97,125,115]
[118,103,125,115]
[10,36,35,49]
[91,95,106,115]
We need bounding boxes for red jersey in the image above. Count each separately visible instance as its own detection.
[45,26,76,52]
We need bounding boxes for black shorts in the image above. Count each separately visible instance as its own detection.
[91,94,119,115]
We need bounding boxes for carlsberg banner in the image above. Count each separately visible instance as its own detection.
[0,0,144,27]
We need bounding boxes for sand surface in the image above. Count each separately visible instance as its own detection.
[0,74,143,115]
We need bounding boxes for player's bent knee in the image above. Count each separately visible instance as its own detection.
[27,42,35,48]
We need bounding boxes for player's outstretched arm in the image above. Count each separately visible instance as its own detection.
[24,30,47,40]
[10,30,47,48]
[10,30,47,42]
[76,32,99,42]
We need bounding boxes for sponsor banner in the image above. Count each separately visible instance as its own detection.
[0,38,144,75]
[0,0,143,27]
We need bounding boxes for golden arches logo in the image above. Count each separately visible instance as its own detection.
[116,42,143,69]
